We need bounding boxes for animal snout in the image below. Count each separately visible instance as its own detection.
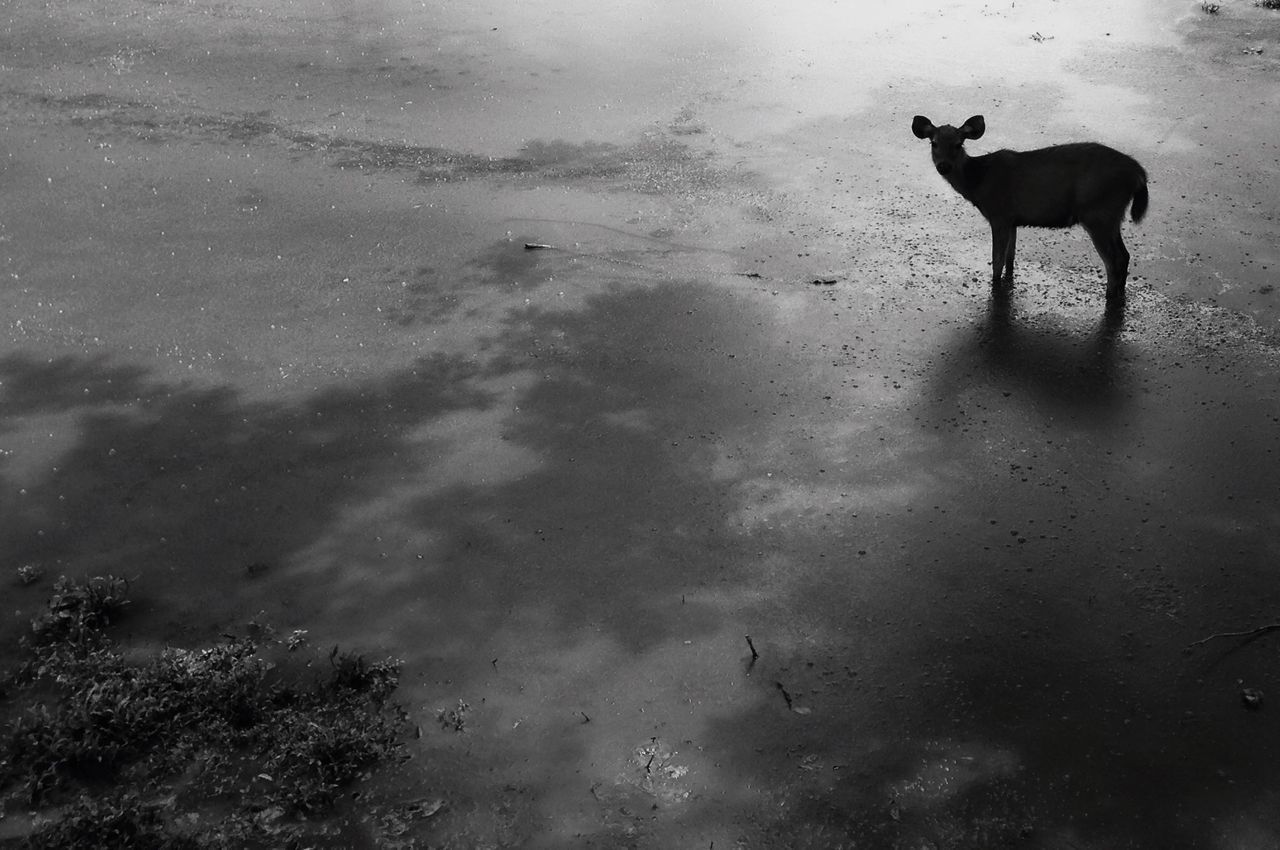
[935,162,952,176]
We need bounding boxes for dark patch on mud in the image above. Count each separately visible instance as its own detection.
[461,239,558,290]
[360,241,570,329]
[20,93,277,143]
[8,91,728,192]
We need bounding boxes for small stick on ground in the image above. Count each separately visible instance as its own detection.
[745,635,759,660]
[1189,623,1280,648]
[775,681,794,711]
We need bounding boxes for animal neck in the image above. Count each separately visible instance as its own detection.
[942,153,983,204]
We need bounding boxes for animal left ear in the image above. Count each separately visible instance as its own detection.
[911,116,937,140]
[959,116,986,140]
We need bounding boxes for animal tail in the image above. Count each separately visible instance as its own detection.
[1130,173,1149,223]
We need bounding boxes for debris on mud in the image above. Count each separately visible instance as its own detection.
[244,560,271,577]
[371,796,446,842]
[15,564,44,586]
[629,738,690,803]
[436,699,471,732]
[1189,622,1280,647]
[775,681,812,714]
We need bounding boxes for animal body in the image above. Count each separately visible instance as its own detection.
[911,115,1148,302]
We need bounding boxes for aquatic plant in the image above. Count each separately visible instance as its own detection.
[1,575,410,847]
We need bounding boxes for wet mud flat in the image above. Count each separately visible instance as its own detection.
[4,0,1280,847]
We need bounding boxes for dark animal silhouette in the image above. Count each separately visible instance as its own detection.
[912,115,1148,302]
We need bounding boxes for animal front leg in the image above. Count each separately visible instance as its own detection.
[990,223,1015,287]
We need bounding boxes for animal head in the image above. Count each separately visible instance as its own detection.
[911,115,985,176]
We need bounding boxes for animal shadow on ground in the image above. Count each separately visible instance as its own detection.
[923,288,1131,430]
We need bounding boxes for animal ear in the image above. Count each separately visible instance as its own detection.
[911,116,936,140]
[959,116,985,140]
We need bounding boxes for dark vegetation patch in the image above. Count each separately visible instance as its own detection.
[1,576,411,848]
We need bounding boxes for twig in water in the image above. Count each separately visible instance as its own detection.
[1189,623,1280,647]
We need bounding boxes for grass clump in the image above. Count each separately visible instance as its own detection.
[27,574,130,648]
[1,575,410,847]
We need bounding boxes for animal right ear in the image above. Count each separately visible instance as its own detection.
[911,116,936,140]
[959,116,985,140]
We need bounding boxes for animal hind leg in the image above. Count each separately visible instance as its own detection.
[1086,223,1127,301]
[1112,234,1130,296]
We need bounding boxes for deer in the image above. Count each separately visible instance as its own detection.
[911,115,1148,303]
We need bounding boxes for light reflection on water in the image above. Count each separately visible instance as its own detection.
[288,0,927,152]
[279,0,1178,156]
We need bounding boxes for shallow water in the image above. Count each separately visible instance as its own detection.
[3,0,1280,846]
